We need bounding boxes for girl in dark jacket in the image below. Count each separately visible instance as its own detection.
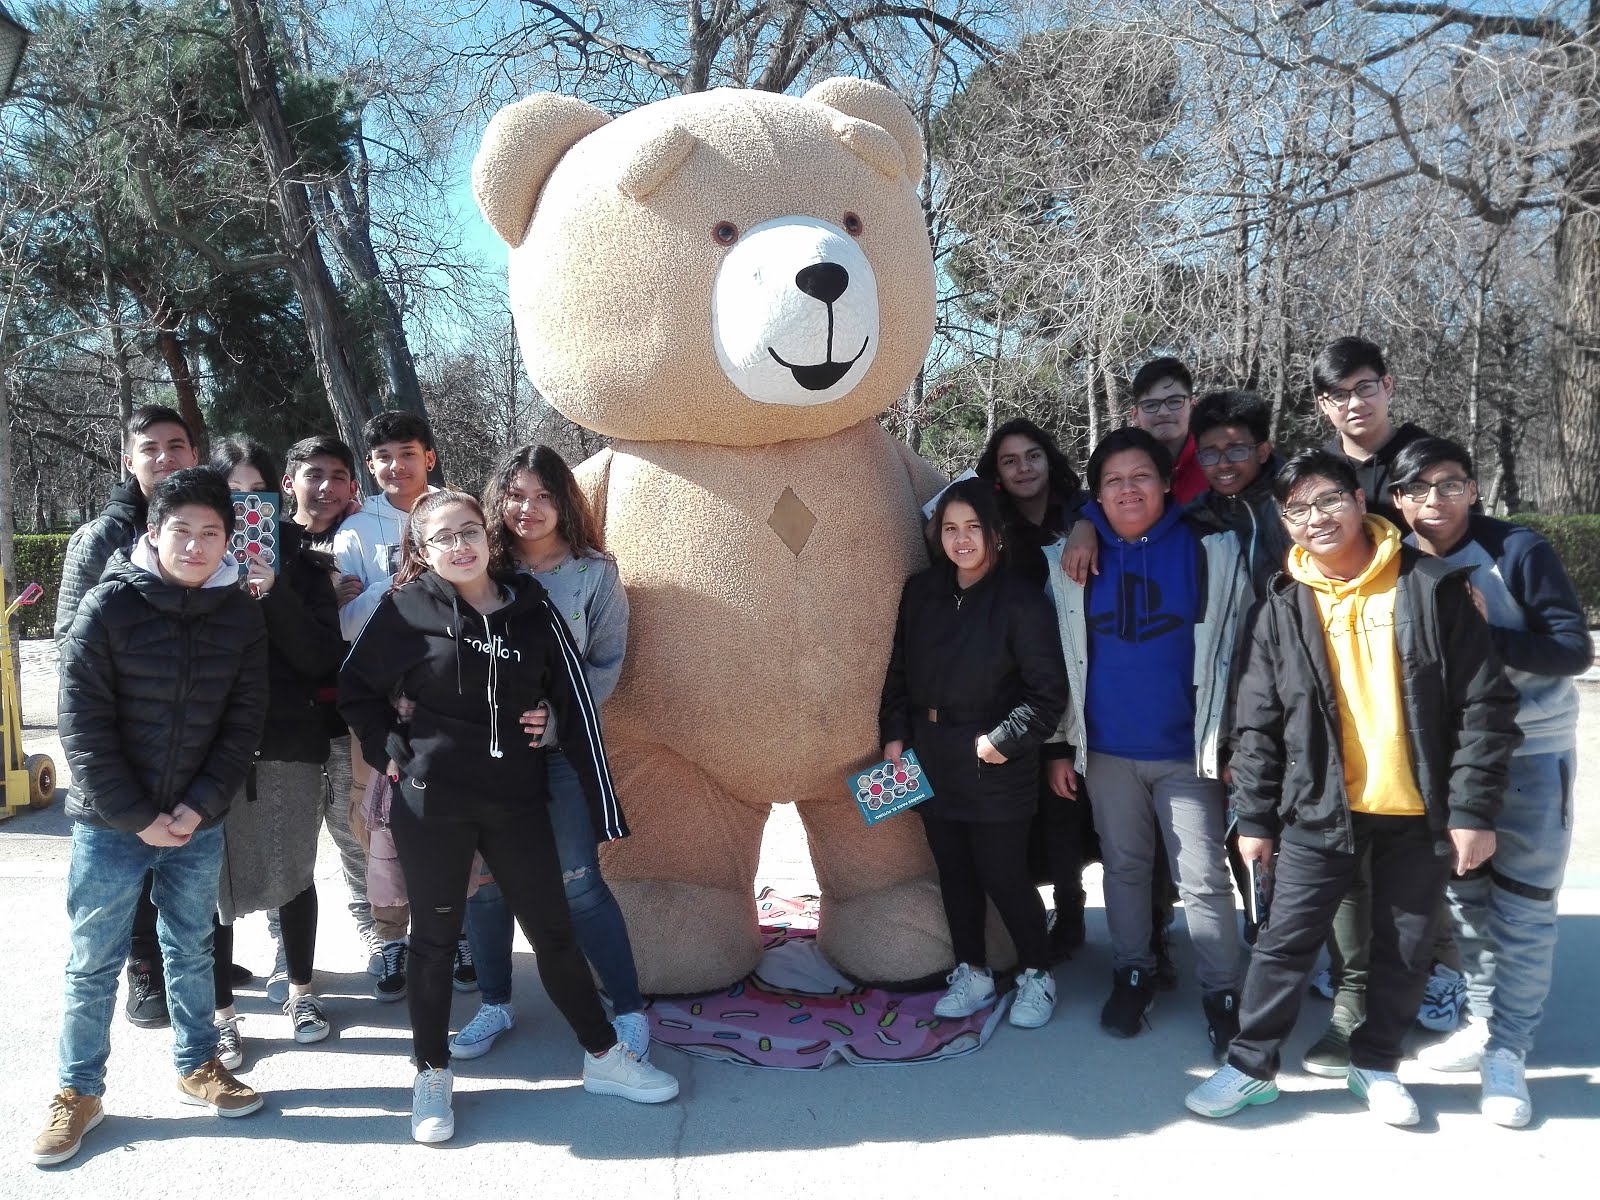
[211,439,345,1061]
[879,477,1069,1029]
[338,490,677,1145]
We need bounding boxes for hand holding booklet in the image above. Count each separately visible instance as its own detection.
[848,749,934,826]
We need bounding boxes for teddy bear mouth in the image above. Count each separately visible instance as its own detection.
[767,336,870,392]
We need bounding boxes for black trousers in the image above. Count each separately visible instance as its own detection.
[211,884,319,1006]
[389,787,615,1068]
[923,814,1050,971]
[1228,814,1450,1078]
[132,872,161,964]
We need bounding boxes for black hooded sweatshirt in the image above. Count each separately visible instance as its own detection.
[338,570,627,841]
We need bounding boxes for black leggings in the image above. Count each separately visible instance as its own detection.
[212,885,319,1007]
[132,872,161,964]
[923,814,1050,972]
[389,788,615,1069]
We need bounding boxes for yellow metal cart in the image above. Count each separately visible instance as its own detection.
[1,564,56,818]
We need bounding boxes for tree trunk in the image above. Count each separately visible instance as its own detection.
[151,308,207,459]
[226,0,376,486]
[1496,406,1522,514]
[1550,129,1600,512]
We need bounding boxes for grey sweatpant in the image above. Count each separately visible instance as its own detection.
[1084,752,1241,993]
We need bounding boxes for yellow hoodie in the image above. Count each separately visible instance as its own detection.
[1286,516,1424,817]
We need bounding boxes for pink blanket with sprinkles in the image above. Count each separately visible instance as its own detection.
[647,890,1009,1069]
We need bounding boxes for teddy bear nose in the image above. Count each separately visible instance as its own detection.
[795,262,849,305]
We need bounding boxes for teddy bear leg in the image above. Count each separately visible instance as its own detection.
[596,742,767,995]
[793,795,962,987]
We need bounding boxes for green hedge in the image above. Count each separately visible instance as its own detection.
[8,534,70,640]
[1508,514,1600,626]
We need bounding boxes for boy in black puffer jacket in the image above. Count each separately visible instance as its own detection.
[32,468,269,1168]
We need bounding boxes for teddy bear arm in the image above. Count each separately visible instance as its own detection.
[572,446,613,532]
[890,435,948,507]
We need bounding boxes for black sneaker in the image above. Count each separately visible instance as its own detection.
[373,940,408,1003]
[1202,989,1241,1060]
[1150,925,1179,992]
[1100,966,1155,1038]
[229,962,253,987]
[125,960,170,1028]
[452,938,478,993]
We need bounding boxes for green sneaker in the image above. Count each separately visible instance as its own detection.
[1302,1005,1361,1078]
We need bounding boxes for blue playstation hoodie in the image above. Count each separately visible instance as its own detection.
[1083,498,1202,760]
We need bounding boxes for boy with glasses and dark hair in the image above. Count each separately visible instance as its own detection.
[1186,390,1291,596]
[1312,336,1430,531]
[1128,357,1208,504]
[1388,437,1589,1127]
[1184,449,1519,1128]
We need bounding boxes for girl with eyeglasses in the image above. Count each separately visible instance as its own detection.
[339,490,678,1145]
[451,447,651,1066]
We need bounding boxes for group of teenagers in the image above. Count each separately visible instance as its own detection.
[28,332,1584,1167]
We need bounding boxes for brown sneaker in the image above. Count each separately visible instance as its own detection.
[30,1089,104,1166]
[177,1058,264,1118]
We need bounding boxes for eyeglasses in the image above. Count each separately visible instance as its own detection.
[1195,443,1257,467]
[1135,395,1190,415]
[1281,489,1351,526]
[422,524,487,551]
[1319,378,1384,408]
[1397,477,1471,503]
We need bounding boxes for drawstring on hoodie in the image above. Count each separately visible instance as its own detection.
[484,611,504,759]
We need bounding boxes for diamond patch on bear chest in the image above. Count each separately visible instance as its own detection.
[767,487,818,556]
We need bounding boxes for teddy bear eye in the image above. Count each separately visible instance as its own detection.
[712,222,739,246]
[843,212,864,236]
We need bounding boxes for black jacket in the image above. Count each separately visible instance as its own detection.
[1184,456,1291,599]
[338,570,626,840]
[256,522,347,763]
[1001,489,1090,588]
[58,550,269,833]
[880,564,1069,821]
[1326,422,1431,533]
[54,479,146,646]
[1229,546,1521,855]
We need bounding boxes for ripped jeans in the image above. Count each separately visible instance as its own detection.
[388,781,615,1069]
[465,750,645,1014]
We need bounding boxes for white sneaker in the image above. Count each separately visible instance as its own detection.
[1416,963,1468,1032]
[410,1067,454,1143]
[1185,1064,1280,1119]
[1347,1066,1420,1126]
[1418,1016,1489,1073]
[1008,968,1057,1029]
[933,963,996,1019]
[214,1017,243,1071]
[361,926,386,978]
[1480,1045,1532,1128]
[613,1010,650,1060]
[450,1002,514,1060]
[1308,967,1336,1000]
[582,1044,679,1103]
[284,993,331,1045]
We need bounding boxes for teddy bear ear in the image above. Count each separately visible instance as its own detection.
[803,77,925,182]
[473,94,612,247]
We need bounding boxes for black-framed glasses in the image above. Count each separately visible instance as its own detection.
[1319,378,1384,408]
[423,524,487,551]
[1281,489,1350,526]
[1397,478,1471,503]
[1135,395,1191,415]
[1195,443,1257,467]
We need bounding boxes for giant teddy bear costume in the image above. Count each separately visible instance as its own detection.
[472,78,959,993]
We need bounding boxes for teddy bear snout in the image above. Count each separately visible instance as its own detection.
[711,215,881,409]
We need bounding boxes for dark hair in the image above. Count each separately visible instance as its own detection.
[124,404,194,448]
[363,410,435,454]
[1129,356,1193,401]
[285,434,357,480]
[393,490,503,588]
[931,476,1006,575]
[975,417,1082,503]
[148,465,232,531]
[1086,427,1173,494]
[1389,436,1474,490]
[1190,390,1270,445]
[1311,336,1387,395]
[211,436,280,490]
[1272,449,1361,505]
[482,445,607,577]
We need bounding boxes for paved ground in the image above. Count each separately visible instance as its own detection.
[2,640,1596,1197]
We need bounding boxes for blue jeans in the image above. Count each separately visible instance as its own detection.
[464,751,645,1013]
[59,822,224,1094]
[1447,749,1575,1056]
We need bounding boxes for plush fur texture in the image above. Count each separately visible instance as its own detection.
[474,81,959,993]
